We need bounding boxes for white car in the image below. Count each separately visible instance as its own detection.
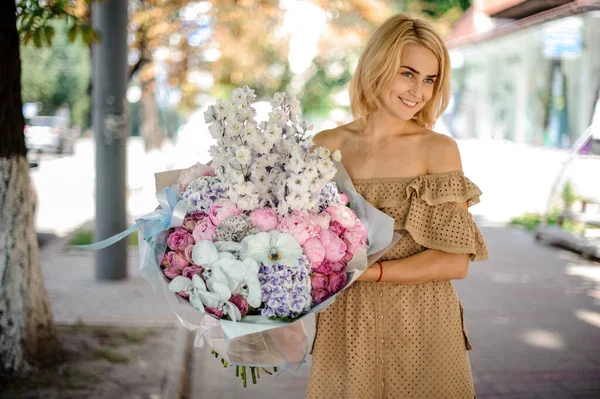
[25,116,74,154]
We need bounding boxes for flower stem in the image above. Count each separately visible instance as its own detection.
[241,366,247,388]
[236,365,240,377]
[251,367,257,384]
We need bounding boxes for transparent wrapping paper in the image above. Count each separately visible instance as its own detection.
[152,162,401,371]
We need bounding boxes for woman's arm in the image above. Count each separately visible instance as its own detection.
[358,249,470,284]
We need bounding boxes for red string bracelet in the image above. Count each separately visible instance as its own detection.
[375,261,383,283]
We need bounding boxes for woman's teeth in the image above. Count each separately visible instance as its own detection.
[399,97,417,107]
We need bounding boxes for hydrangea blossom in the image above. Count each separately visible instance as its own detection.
[258,256,312,319]
[182,176,226,212]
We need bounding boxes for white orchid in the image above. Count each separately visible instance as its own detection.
[192,241,262,313]
[168,274,241,321]
[240,231,302,268]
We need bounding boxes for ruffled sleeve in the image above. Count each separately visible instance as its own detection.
[402,171,489,261]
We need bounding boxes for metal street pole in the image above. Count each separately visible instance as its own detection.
[92,0,129,280]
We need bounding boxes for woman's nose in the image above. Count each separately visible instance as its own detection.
[409,80,422,98]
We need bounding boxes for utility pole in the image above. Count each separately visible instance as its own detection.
[92,0,129,280]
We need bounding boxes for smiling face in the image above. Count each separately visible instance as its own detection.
[378,43,439,122]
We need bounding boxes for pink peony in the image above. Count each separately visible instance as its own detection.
[193,219,217,242]
[328,271,347,294]
[167,251,189,270]
[329,221,346,236]
[311,273,329,291]
[312,289,332,305]
[324,205,359,229]
[319,229,348,262]
[183,245,195,264]
[250,208,279,232]
[338,192,350,206]
[332,261,346,273]
[278,210,320,246]
[208,200,241,226]
[313,260,334,275]
[311,212,330,231]
[229,295,249,316]
[343,223,368,255]
[205,306,224,318]
[177,291,190,299]
[182,266,203,280]
[163,266,180,280]
[303,237,325,266]
[177,162,216,192]
[167,230,195,251]
[341,252,354,264]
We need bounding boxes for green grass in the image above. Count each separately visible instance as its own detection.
[508,208,560,231]
[69,229,139,247]
[92,348,129,364]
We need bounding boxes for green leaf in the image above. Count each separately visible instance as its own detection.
[67,24,78,43]
[44,25,55,46]
[33,29,43,48]
[81,25,90,44]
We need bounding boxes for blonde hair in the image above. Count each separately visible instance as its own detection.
[349,14,451,129]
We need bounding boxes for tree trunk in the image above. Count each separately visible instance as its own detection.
[140,82,165,152]
[0,1,61,374]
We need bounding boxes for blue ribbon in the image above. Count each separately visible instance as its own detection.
[76,186,189,291]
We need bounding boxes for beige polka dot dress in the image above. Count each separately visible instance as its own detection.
[307,171,489,399]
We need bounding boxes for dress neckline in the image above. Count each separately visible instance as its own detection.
[351,170,464,184]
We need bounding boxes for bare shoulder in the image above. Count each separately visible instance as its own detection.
[312,122,360,151]
[421,130,463,174]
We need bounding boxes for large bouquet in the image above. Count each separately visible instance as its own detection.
[84,87,399,386]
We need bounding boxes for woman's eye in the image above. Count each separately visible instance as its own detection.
[402,72,412,78]
[424,78,435,84]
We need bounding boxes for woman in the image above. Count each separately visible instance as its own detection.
[306,14,489,399]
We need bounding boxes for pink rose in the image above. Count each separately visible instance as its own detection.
[181,212,210,232]
[177,162,215,192]
[193,219,217,242]
[167,230,195,251]
[312,289,332,305]
[229,295,249,316]
[184,245,195,264]
[208,200,241,226]
[313,260,334,275]
[311,213,330,231]
[329,221,346,236]
[328,272,347,294]
[163,266,180,279]
[205,306,224,319]
[182,216,197,232]
[324,205,358,229]
[182,266,203,280]
[278,210,320,246]
[343,223,368,255]
[250,208,279,232]
[161,253,172,268]
[319,229,348,262]
[303,237,325,266]
[311,273,329,291]
[332,261,346,273]
[338,192,350,206]
[167,251,189,270]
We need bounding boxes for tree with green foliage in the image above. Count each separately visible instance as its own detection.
[20,20,91,127]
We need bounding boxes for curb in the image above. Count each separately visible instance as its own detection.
[164,326,194,399]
